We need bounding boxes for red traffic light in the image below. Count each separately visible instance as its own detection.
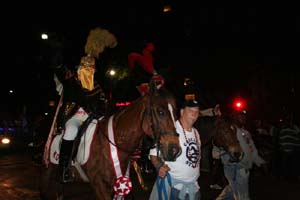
[232,98,246,111]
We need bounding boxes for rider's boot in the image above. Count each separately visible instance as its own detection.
[58,139,74,183]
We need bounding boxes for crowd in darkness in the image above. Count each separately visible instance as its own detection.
[251,114,300,181]
[203,111,300,190]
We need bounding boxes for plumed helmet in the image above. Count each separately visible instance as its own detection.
[79,54,95,69]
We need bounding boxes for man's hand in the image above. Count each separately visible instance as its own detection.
[158,164,170,178]
[213,104,222,117]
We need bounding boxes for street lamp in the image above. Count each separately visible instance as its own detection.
[109,69,116,76]
[107,68,117,101]
[41,33,48,40]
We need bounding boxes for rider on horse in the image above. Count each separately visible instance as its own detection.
[54,56,106,183]
[53,27,117,183]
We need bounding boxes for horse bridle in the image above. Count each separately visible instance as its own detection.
[211,127,244,162]
[148,94,179,145]
[101,92,178,154]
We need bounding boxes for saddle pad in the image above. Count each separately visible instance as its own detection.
[76,119,98,164]
[49,133,63,164]
[49,119,99,165]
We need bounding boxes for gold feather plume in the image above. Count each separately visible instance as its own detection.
[78,27,117,90]
[84,27,118,59]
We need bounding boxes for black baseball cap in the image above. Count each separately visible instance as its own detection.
[182,100,200,108]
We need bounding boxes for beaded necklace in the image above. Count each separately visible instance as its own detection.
[179,120,199,147]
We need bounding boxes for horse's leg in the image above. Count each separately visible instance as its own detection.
[85,135,114,200]
[56,183,64,200]
[39,164,55,200]
[89,175,113,200]
[87,162,113,199]
[39,164,62,200]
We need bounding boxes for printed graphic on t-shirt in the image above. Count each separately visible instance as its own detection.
[184,138,200,168]
[243,133,254,153]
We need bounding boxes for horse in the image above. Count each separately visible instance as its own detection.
[195,116,243,163]
[40,82,182,200]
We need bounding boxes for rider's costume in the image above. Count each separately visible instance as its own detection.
[55,27,117,183]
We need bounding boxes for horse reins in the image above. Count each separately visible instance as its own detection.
[100,118,137,154]
[211,128,244,162]
[148,94,178,145]
[100,94,167,154]
[149,94,160,144]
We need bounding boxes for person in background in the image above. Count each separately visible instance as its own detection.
[277,112,300,182]
[214,110,266,200]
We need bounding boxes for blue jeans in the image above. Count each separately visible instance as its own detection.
[149,178,201,200]
[216,165,250,200]
[171,187,201,200]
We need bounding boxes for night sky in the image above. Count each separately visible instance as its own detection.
[1,1,299,120]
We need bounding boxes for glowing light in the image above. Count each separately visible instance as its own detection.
[116,102,131,107]
[109,70,116,76]
[1,138,10,144]
[232,98,246,111]
[185,94,195,101]
[49,100,55,107]
[41,33,48,40]
[163,5,172,13]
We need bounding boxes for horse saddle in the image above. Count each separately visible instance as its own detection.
[49,118,102,165]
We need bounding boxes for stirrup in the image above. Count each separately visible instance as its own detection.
[60,169,74,183]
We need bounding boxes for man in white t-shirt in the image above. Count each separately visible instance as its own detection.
[149,100,202,200]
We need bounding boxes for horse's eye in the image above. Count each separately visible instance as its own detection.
[158,109,165,116]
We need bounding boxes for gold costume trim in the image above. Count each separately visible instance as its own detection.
[77,56,95,91]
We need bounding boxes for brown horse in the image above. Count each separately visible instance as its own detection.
[40,83,181,200]
[195,116,243,162]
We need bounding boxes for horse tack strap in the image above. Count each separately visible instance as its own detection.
[74,162,89,182]
[108,115,123,177]
[108,116,132,199]
[156,172,173,200]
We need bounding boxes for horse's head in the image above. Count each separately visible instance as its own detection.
[212,117,244,162]
[142,83,181,161]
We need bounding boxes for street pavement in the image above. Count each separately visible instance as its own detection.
[131,169,300,200]
[0,151,300,200]
[0,151,40,200]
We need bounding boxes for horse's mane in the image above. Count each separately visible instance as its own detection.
[213,116,234,129]
[106,87,176,151]
[195,116,217,145]
[195,116,235,147]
